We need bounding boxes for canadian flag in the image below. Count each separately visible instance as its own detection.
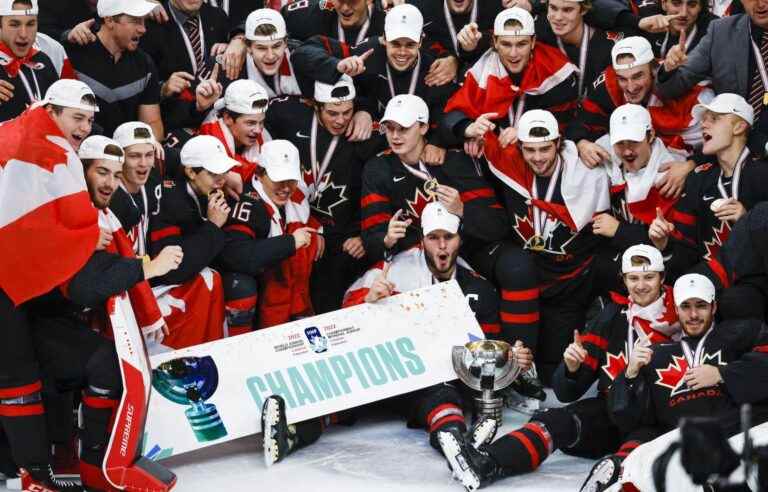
[0,106,99,305]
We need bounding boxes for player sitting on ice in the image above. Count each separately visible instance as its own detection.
[259,202,535,468]
[436,244,681,491]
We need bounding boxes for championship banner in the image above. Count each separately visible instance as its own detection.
[143,281,484,458]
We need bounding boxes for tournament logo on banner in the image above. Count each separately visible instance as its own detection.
[143,281,484,458]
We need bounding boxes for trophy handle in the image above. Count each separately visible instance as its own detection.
[492,362,521,391]
[452,346,483,392]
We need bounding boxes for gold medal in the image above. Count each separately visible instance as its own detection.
[763,92,768,106]
[528,235,546,252]
[423,178,439,198]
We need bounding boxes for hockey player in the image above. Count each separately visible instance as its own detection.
[291,3,459,157]
[0,79,100,491]
[638,0,716,59]
[592,274,768,491]
[591,104,686,280]
[534,0,621,101]
[437,244,679,491]
[265,76,384,313]
[568,35,713,165]
[360,94,509,277]
[477,108,610,381]
[261,201,535,467]
[648,94,768,289]
[218,139,322,331]
[198,79,272,184]
[442,7,578,153]
[281,0,386,47]
[0,0,61,121]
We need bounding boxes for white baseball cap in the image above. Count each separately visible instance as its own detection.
[180,135,239,174]
[314,74,356,104]
[0,0,38,16]
[245,8,287,42]
[611,36,654,70]
[421,202,460,235]
[42,79,99,112]
[260,140,301,182]
[78,135,124,163]
[113,121,156,149]
[673,273,716,306]
[692,93,754,126]
[385,4,423,42]
[610,104,653,145]
[97,0,156,18]
[622,244,664,274]
[219,79,269,115]
[518,109,559,143]
[493,7,535,37]
[381,94,429,128]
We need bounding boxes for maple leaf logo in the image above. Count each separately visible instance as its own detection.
[404,188,435,222]
[513,214,535,244]
[602,351,627,381]
[703,221,731,261]
[655,355,689,394]
[312,174,347,218]
[302,167,315,188]
[512,214,575,254]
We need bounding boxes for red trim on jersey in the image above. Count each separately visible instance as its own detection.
[509,430,541,469]
[224,223,256,238]
[82,395,118,410]
[581,334,609,350]
[0,381,42,398]
[481,323,501,334]
[361,213,391,230]
[707,257,731,289]
[523,422,553,452]
[753,345,768,353]
[501,311,540,323]
[583,354,599,370]
[361,193,390,207]
[0,403,44,416]
[460,188,495,202]
[667,208,697,226]
[150,226,181,242]
[501,288,539,301]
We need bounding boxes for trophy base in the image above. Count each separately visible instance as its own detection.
[474,396,504,425]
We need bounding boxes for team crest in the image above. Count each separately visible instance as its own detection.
[655,351,725,396]
[694,163,714,174]
[304,326,328,354]
[404,187,436,221]
[702,221,731,261]
[606,31,624,42]
[602,351,628,381]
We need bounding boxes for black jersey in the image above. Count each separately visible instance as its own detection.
[609,318,768,434]
[109,170,163,256]
[264,96,385,250]
[0,48,58,122]
[360,149,508,262]
[281,0,386,46]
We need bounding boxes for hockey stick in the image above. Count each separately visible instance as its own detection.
[104,293,177,491]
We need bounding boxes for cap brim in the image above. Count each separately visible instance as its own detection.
[381,113,418,128]
[124,1,156,17]
[385,27,421,42]
[204,157,240,175]
[264,166,300,183]
[610,127,646,146]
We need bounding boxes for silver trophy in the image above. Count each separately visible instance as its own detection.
[452,340,521,424]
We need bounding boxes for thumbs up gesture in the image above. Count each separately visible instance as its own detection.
[563,329,588,373]
[649,207,675,251]
[663,28,688,72]
[457,22,483,52]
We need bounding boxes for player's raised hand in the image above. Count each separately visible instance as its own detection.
[337,48,374,77]
[457,22,483,52]
[649,207,674,251]
[664,28,688,72]
[365,262,396,303]
[576,139,611,168]
[464,112,498,139]
[563,329,587,373]
[144,245,184,279]
[626,333,653,378]
[196,63,223,112]
[383,209,412,249]
[512,340,534,372]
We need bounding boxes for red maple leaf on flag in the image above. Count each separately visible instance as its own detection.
[703,221,731,261]
[602,351,628,381]
[655,355,689,392]
[405,188,435,222]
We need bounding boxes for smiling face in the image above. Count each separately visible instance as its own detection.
[85,158,123,209]
[624,270,664,307]
[423,229,461,280]
[677,298,715,336]
[335,0,368,29]
[0,2,37,58]
[661,0,702,34]
[223,111,265,149]
[317,100,354,136]
[385,37,421,71]
[520,140,559,176]
[614,56,655,104]
[383,121,427,157]
[47,105,95,150]
[700,112,748,155]
[493,34,534,75]
[121,142,155,191]
[613,134,653,173]
[248,39,287,76]
[547,0,586,39]
[742,0,768,30]
[259,171,297,207]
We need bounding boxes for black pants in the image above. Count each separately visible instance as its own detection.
[310,248,368,315]
[0,289,121,470]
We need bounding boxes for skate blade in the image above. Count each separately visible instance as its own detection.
[580,458,616,492]
[437,433,481,492]
[263,398,282,468]
[505,392,541,415]
[470,419,498,449]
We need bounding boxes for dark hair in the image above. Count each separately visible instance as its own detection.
[503,19,524,30]
[630,255,651,267]
[81,144,124,170]
[253,23,278,37]
[546,0,593,12]
[47,94,98,115]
